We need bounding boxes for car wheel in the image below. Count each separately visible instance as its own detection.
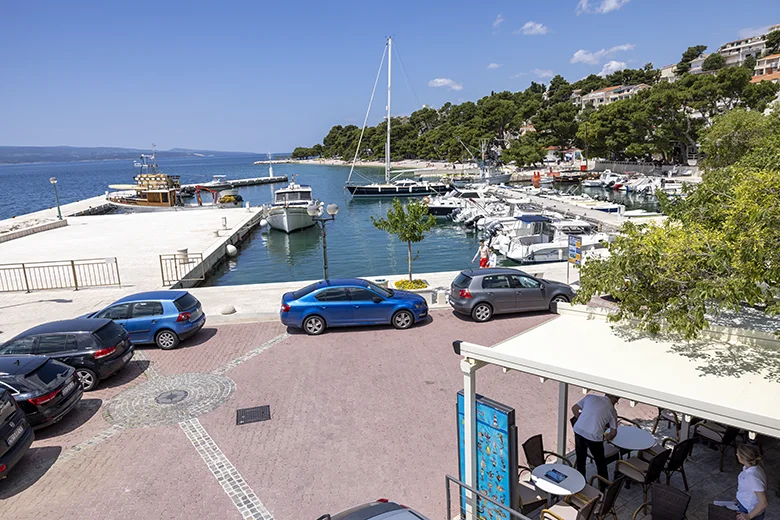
[76,368,99,391]
[391,310,414,330]
[471,303,493,322]
[155,329,180,350]
[303,315,326,335]
[550,295,569,311]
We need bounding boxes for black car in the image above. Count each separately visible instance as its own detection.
[0,356,83,429]
[317,500,430,520]
[0,388,35,478]
[0,319,134,391]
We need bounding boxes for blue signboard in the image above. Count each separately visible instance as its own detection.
[568,234,582,265]
[457,391,518,519]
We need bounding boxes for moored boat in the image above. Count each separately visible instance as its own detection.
[266,179,319,233]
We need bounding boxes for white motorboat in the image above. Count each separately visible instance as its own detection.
[202,175,233,190]
[425,185,497,217]
[505,218,610,263]
[266,180,319,233]
[582,178,602,188]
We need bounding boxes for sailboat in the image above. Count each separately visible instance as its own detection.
[345,38,448,198]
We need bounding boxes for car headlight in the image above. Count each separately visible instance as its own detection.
[414,302,426,309]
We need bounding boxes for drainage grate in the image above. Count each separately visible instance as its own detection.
[236,405,271,425]
[155,389,189,405]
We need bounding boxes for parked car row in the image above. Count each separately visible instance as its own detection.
[280,270,574,335]
[0,290,206,479]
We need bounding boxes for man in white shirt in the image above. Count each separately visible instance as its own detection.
[571,393,619,483]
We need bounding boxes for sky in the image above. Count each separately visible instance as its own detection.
[1,0,779,152]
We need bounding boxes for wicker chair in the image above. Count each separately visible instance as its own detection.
[570,475,626,520]
[523,434,573,469]
[616,448,671,506]
[641,438,695,491]
[632,484,691,520]
[692,422,740,472]
[651,408,682,440]
[541,494,600,520]
[518,465,550,516]
[708,504,737,520]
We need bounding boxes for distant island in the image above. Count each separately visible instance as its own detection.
[0,146,258,165]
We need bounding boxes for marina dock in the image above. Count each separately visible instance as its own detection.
[181,175,288,188]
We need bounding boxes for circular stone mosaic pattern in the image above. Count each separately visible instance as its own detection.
[105,373,235,428]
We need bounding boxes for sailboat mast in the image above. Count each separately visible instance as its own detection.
[385,37,392,184]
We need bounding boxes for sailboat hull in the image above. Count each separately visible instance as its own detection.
[266,206,315,233]
[346,183,448,198]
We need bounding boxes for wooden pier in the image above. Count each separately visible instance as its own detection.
[182,175,288,189]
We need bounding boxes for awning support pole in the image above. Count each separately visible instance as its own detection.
[461,358,483,520]
[557,382,569,460]
[680,415,692,441]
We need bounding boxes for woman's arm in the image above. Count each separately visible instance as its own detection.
[737,491,768,520]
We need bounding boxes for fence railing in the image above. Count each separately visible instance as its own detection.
[0,258,121,293]
[159,252,204,286]
[445,474,531,520]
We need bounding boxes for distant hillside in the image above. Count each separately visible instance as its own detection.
[0,146,254,164]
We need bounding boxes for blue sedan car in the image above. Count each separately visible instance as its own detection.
[85,291,206,349]
[280,278,428,335]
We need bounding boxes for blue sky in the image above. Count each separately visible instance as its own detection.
[1,0,779,152]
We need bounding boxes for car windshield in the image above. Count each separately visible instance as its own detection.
[452,273,472,288]
[173,293,199,311]
[365,281,392,298]
[291,283,319,300]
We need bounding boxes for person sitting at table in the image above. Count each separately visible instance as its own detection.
[571,393,619,484]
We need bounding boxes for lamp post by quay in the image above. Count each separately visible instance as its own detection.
[50,177,63,220]
[307,202,339,279]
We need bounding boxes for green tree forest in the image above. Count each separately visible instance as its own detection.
[296,57,778,166]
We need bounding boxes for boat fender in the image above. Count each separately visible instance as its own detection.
[423,196,430,205]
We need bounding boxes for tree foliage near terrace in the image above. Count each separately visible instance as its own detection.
[574,110,780,339]
[300,63,777,166]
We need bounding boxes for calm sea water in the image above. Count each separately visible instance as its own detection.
[0,156,658,286]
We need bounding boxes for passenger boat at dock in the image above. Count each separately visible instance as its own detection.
[266,178,320,233]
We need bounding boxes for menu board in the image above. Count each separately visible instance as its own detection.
[457,390,518,519]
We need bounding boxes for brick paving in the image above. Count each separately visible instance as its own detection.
[1,310,661,519]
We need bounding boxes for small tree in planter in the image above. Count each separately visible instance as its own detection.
[371,198,436,287]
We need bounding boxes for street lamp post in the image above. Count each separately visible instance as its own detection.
[307,202,339,279]
[49,177,62,220]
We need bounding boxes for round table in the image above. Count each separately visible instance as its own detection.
[531,463,586,506]
[610,426,656,451]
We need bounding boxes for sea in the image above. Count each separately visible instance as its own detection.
[0,155,659,286]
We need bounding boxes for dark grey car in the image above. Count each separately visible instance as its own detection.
[448,268,575,322]
[317,499,429,519]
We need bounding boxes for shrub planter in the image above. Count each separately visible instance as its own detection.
[392,279,436,306]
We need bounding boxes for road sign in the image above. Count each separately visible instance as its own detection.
[568,235,582,266]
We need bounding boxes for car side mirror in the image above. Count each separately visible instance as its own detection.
[372,297,383,303]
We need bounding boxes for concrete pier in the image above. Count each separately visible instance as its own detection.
[181,175,288,188]
[523,193,665,232]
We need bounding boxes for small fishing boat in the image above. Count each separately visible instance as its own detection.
[266,178,320,233]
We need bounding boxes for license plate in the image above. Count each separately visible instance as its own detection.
[190,308,202,321]
[6,424,24,447]
[62,380,77,397]
[122,351,133,363]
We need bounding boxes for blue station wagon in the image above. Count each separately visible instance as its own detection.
[86,291,206,350]
[280,278,428,335]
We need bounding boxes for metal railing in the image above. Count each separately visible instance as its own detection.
[0,258,121,293]
[445,474,530,520]
[159,252,204,286]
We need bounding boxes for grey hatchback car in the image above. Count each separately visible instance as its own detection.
[448,268,575,322]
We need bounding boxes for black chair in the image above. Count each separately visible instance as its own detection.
[523,434,573,469]
[518,465,550,515]
[616,449,671,507]
[708,504,736,520]
[692,422,740,472]
[632,484,691,520]
[651,408,682,440]
[663,439,695,490]
[570,475,626,520]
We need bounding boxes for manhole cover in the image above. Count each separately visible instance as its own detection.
[236,405,271,425]
[155,389,189,405]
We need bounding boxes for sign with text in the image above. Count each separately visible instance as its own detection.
[568,235,582,265]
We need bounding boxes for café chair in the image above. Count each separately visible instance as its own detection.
[641,438,695,491]
[691,422,740,472]
[708,504,736,520]
[518,465,550,515]
[632,484,691,520]
[541,494,600,520]
[570,475,627,520]
[523,434,573,469]
[616,449,671,507]
[651,408,682,440]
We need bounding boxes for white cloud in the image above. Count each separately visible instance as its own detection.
[570,43,635,64]
[577,0,630,15]
[737,25,772,38]
[516,21,549,35]
[493,14,505,29]
[532,69,555,79]
[428,78,464,91]
[487,63,502,70]
[599,60,627,76]
[511,72,528,79]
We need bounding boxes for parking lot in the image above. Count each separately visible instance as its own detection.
[0,309,659,519]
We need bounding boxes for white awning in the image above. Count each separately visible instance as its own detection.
[456,310,780,439]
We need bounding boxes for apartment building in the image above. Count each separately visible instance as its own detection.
[717,24,779,67]
[755,53,780,75]
[580,84,651,107]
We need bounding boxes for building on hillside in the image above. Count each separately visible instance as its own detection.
[716,24,780,67]
[570,89,583,106]
[580,84,651,108]
[659,64,677,82]
[689,54,711,74]
[755,53,780,76]
[751,71,780,85]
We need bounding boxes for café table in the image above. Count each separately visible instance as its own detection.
[531,463,586,507]
[610,425,656,454]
